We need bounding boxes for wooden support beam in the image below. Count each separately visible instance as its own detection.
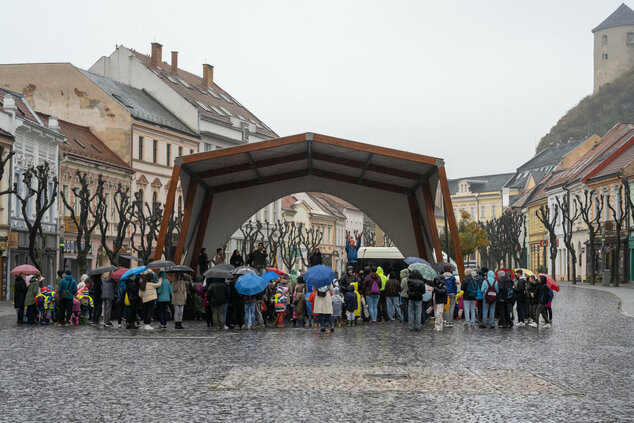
[214,169,309,193]
[173,180,198,264]
[437,166,465,280]
[312,152,420,180]
[421,182,443,263]
[311,169,408,194]
[408,194,427,260]
[154,165,181,261]
[190,194,214,273]
[198,153,306,178]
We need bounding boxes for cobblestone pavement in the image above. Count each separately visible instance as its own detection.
[0,286,632,422]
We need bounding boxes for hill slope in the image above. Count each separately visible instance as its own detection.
[538,70,634,153]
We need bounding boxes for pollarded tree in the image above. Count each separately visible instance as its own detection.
[298,223,324,269]
[575,189,604,285]
[130,191,163,265]
[278,221,301,271]
[239,220,264,259]
[162,206,183,262]
[499,209,527,268]
[0,145,14,185]
[557,191,581,284]
[96,182,135,266]
[9,162,58,270]
[606,183,627,287]
[59,171,105,275]
[264,220,282,268]
[535,203,559,281]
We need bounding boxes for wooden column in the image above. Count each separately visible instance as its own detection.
[421,182,443,263]
[173,180,198,264]
[154,165,181,261]
[407,194,427,260]
[438,166,465,280]
[190,194,214,273]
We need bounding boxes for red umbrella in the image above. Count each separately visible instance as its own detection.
[110,267,129,280]
[497,268,515,280]
[267,267,286,275]
[10,264,40,275]
[538,273,560,292]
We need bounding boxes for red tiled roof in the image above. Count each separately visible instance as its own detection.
[38,113,134,173]
[547,123,634,188]
[0,89,43,127]
[309,192,360,211]
[308,193,346,219]
[127,48,277,138]
[281,195,298,211]
[585,142,634,182]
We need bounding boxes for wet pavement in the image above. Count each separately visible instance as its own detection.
[0,286,632,422]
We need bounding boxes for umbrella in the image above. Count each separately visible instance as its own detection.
[404,257,430,266]
[514,268,534,277]
[266,267,286,275]
[408,263,438,281]
[10,264,40,275]
[110,267,129,280]
[497,268,515,280]
[147,260,175,270]
[303,264,336,288]
[232,265,258,276]
[203,267,233,279]
[235,273,268,295]
[538,273,560,292]
[168,265,193,273]
[88,265,117,276]
[120,266,148,281]
[214,263,234,271]
[261,271,281,282]
[432,261,456,274]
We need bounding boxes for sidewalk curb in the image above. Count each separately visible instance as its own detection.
[564,283,633,319]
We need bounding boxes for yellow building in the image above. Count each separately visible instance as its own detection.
[523,173,556,273]
[449,173,515,223]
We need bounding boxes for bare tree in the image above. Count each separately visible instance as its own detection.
[163,205,183,262]
[575,189,604,285]
[535,203,559,281]
[606,183,627,287]
[239,220,264,259]
[557,191,581,284]
[8,162,58,270]
[383,233,395,248]
[278,221,301,271]
[59,171,105,275]
[298,223,323,268]
[0,145,15,189]
[96,183,135,266]
[264,221,282,268]
[130,191,163,265]
[362,228,376,247]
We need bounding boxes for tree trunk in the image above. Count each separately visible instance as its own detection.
[571,254,577,285]
[588,238,596,285]
[614,238,621,287]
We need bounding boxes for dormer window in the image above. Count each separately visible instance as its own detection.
[458,181,470,194]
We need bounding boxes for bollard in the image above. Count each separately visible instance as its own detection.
[602,270,610,287]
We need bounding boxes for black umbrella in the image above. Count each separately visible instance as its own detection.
[168,265,194,273]
[88,265,117,276]
[432,261,456,273]
[203,267,234,279]
[147,260,175,269]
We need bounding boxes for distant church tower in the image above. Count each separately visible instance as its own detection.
[593,3,634,93]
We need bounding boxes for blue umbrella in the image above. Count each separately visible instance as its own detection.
[261,271,280,282]
[235,273,268,296]
[404,257,430,266]
[303,265,336,288]
[120,266,148,281]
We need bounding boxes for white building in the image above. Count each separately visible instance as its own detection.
[0,89,64,293]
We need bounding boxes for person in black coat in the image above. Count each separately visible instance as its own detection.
[432,277,448,331]
[249,243,268,274]
[13,275,27,324]
[229,249,244,267]
[198,248,211,275]
[91,274,103,325]
[343,285,358,326]
[124,276,140,329]
[308,248,323,267]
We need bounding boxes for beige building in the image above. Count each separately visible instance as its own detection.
[449,173,515,223]
[593,3,634,92]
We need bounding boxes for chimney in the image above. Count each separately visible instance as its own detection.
[203,64,214,87]
[3,94,16,133]
[171,51,178,72]
[48,116,59,131]
[151,42,163,66]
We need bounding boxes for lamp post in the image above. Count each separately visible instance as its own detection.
[58,224,65,273]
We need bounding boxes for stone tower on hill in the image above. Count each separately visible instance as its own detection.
[593,3,634,93]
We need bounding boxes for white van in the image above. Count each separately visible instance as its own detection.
[356,247,405,276]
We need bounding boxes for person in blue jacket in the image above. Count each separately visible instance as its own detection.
[480,270,499,329]
[345,233,362,273]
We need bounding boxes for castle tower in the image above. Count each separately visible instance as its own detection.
[593,3,634,93]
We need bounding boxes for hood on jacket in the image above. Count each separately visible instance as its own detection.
[487,270,496,284]
[400,268,410,279]
[377,267,384,276]
[408,270,423,281]
[346,285,355,293]
[442,272,453,279]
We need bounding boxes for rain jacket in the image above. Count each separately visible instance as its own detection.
[345,235,361,263]
[138,278,162,304]
[24,278,39,306]
[313,286,333,314]
[293,284,307,317]
[444,272,458,295]
[172,278,187,306]
[101,277,116,301]
[207,279,230,306]
[475,273,484,301]
[344,285,358,312]
[376,267,388,291]
[362,272,381,296]
[59,275,78,300]
[433,282,448,305]
[13,276,27,308]
[289,269,299,288]
[400,268,410,299]
[157,277,173,302]
[385,275,401,297]
[481,271,499,295]
[350,282,362,317]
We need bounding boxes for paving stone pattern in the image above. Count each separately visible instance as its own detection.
[0,287,632,422]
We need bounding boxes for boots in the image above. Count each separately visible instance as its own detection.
[175,322,184,329]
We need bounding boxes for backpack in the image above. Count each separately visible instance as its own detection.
[370,277,380,295]
[317,286,328,297]
[547,287,554,304]
[59,279,71,300]
[484,280,497,304]
[506,282,515,301]
[466,278,478,298]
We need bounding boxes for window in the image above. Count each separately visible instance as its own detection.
[628,32,634,44]
[178,146,183,157]
[166,75,178,84]
[218,106,232,117]
[481,206,486,219]
[138,189,144,206]
[195,100,211,112]
[63,185,69,217]
[152,139,157,164]
[190,149,194,155]
[152,191,158,205]
[207,88,220,99]
[602,34,608,45]
[470,207,475,218]
[242,123,249,142]
[209,105,225,116]
[177,77,191,88]
[138,136,144,160]
[602,53,608,60]
[166,143,171,166]
[491,205,497,217]
[178,195,183,213]
[205,143,213,152]
[219,93,233,103]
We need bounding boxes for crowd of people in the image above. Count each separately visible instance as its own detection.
[12,258,554,332]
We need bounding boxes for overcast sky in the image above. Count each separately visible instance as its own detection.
[0,0,623,179]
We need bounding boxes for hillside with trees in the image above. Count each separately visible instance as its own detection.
[537,70,634,153]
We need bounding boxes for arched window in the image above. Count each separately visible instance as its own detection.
[138,189,144,206]
[178,195,183,213]
[602,34,608,46]
[152,191,158,205]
